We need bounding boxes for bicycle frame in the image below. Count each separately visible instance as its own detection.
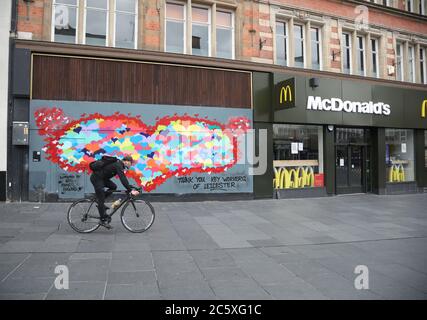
[85,190,140,220]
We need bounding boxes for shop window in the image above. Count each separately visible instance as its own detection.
[165,2,186,53]
[385,129,415,183]
[216,10,234,59]
[114,0,137,49]
[52,0,79,44]
[85,0,108,46]
[273,125,324,189]
[425,131,427,168]
[276,21,288,66]
[294,24,305,68]
[311,27,321,70]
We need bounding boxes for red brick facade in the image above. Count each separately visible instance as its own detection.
[15,0,427,82]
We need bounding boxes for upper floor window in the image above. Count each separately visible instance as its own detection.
[356,35,366,76]
[408,45,415,82]
[420,0,426,15]
[165,2,186,54]
[216,10,234,59]
[395,42,404,81]
[407,0,414,12]
[342,32,352,74]
[420,48,427,84]
[276,21,288,66]
[294,24,305,68]
[84,0,108,46]
[114,0,137,49]
[52,0,78,44]
[371,38,379,78]
[311,27,321,70]
[192,6,211,56]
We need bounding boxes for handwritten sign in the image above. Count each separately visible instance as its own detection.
[175,175,249,192]
[58,173,84,198]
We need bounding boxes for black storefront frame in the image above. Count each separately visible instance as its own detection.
[252,71,427,199]
[334,127,372,195]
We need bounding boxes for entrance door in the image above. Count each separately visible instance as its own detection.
[336,145,366,194]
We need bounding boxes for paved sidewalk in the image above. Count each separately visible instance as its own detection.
[0,193,426,300]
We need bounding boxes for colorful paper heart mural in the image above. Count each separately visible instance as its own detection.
[34,107,251,191]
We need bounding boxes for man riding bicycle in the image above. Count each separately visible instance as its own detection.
[90,155,139,228]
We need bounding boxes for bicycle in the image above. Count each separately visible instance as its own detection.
[67,187,155,233]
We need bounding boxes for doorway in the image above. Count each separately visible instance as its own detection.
[335,128,371,194]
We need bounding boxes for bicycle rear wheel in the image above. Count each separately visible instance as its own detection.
[120,199,155,233]
[67,199,101,233]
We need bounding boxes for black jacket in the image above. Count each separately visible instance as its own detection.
[93,160,133,191]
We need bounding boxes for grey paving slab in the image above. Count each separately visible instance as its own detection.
[159,281,217,300]
[45,281,105,300]
[209,279,273,300]
[0,277,55,295]
[189,249,236,269]
[107,270,157,285]
[0,293,47,300]
[0,193,426,299]
[104,283,161,300]
[110,251,154,272]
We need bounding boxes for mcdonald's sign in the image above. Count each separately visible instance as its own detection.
[275,78,296,110]
[422,100,427,118]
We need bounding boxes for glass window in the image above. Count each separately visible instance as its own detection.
[425,131,427,168]
[407,0,413,12]
[421,48,426,84]
[342,33,352,74]
[408,45,415,83]
[273,124,324,189]
[385,129,415,183]
[166,2,186,54]
[114,0,137,49]
[335,128,370,145]
[294,24,304,68]
[396,42,404,81]
[192,6,210,56]
[85,0,108,46]
[216,10,234,59]
[357,36,365,76]
[371,38,379,77]
[311,27,321,70]
[53,0,78,44]
[421,0,426,15]
[276,21,288,66]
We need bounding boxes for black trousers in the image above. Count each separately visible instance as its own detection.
[90,174,117,220]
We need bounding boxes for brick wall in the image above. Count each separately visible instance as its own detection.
[17,0,45,40]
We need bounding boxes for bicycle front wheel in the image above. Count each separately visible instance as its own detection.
[67,199,101,233]
[120,199,155,233]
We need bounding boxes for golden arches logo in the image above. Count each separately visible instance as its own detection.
[279,85,293,104]
[422,100,427,118]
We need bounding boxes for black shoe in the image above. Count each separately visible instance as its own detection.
[99,218,112,229]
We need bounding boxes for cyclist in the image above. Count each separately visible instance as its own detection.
[90,155,139,228]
